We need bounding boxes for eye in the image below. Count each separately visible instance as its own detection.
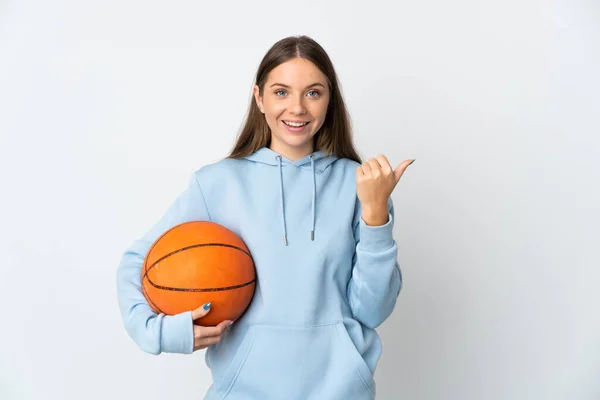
[275,89,287,97]
[307,90,320,98]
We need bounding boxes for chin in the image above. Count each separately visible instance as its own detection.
[283,137,314,150]
[276,131,313,146]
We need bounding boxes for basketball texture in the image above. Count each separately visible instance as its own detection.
[141,221,256,326]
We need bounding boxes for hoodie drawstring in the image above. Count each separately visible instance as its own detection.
[276,155,288,246]
[276,153,317,246]
[310,154,316,241]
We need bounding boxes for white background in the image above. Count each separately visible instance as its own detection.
[1,1,599,399]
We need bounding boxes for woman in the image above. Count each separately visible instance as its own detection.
[116,35,414,399]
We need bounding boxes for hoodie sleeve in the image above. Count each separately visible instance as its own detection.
[116,171,211,355]
[347,197,402,329]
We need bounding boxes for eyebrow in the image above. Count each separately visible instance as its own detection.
[270,82,326,89]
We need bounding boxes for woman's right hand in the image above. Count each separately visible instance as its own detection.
[191,302,233,352]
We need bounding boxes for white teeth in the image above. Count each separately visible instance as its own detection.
[283,121,309,127]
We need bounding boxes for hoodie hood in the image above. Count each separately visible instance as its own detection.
[243,146,339,171]
[243,147,339,245]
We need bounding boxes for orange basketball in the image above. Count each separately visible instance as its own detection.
[141,221,256,326]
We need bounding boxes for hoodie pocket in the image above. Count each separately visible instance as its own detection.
[217,322,374,399]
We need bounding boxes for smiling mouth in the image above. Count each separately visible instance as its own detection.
[283,120,310,127]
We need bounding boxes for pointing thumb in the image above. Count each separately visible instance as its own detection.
[394,159,416,182]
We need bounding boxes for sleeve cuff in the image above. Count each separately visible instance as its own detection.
[160,311,194,354]
[358,212,395,252]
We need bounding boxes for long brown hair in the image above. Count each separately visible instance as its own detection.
[227,35,361,163]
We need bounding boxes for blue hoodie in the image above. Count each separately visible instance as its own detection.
[116,146,402,400]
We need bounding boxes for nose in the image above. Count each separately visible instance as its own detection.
[290,95,307,115]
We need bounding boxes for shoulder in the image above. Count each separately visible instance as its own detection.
[335,157,361,168]
[330,157,362,181]
[192,157,246,185]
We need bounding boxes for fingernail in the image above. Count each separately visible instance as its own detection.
[229,321,234,326]
[409,159,416,166]
[203,302,211,310]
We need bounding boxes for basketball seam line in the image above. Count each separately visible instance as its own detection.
[143,243,253,279]
[145,278,256,292]
[142,279,166,314]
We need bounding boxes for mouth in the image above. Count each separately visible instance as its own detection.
[281,119,311,133]
[282,120,310,127]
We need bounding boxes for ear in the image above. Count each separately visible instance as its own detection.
[253,85,263,113]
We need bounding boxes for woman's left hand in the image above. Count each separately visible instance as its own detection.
[356,155,415,226]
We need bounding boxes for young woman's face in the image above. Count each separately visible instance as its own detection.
[254,58,330,161]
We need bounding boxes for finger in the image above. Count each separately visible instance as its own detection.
[393,159,416,183]
[194,320,232,338]
[356,166,364,180]
[196,335,223,348]
[194,337,220,351]
[367,158,382,176]
[191,302,212,321]
[376,154,393,174]
[361,161,372,176]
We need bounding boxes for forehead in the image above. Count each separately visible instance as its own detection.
[266,58,328,86]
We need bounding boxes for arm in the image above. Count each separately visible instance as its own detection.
[116,172,211,354]
[347,197,402,329]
